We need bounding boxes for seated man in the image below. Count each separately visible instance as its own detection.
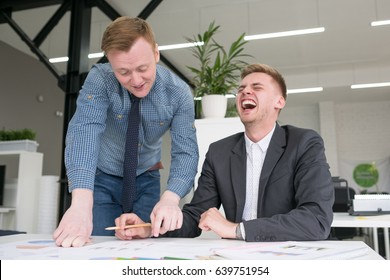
[114,63,334,241]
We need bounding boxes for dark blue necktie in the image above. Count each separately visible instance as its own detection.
[122,95,140,213]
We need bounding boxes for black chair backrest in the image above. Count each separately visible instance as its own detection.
[332,176,356,212]
[333,187,356,212]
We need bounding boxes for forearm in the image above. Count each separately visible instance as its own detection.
[70,188,94,210]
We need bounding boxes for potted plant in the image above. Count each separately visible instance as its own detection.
[0,128,39,152]
[186,21,252,118]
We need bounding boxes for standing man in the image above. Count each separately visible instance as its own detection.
[53,16,198,247]
[114,63,334,241]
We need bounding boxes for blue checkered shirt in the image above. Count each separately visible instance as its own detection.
[65,63,199,198]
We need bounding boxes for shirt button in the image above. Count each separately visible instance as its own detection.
[117,115,123,119]
[87,95,92,99]
[159,122,164,126]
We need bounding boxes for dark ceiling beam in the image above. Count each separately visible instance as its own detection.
[64,0,92,93]
[94,0,120,20]
[34,1,71,47]
[138,0,163,20]
[0,0,64,12]
[0,9,62,80]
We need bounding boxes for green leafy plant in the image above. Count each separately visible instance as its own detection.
[0,128,36,141]
[186,21,252,99]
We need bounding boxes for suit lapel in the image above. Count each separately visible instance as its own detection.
[230,136,247,222]
[258,124,286,212]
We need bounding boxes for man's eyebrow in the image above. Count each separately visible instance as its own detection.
[251,82,264,87]
[238,82,264,89]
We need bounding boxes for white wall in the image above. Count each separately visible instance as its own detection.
[0,41,65,176]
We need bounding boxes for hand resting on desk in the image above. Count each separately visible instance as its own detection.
[115,208,239,240]
[199,207,237,239]
[53,189,93,247]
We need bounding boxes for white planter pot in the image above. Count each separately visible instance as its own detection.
[0,140,39,152]
[201,95,227,119]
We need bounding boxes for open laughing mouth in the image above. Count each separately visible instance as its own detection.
[241,99,257,110]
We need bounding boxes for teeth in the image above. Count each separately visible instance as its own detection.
[242,100,256,109]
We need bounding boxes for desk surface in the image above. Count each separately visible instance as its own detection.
[0,234,384,260]
[332,212,390,227]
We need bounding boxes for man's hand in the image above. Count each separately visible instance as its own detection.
[52,189,93,247]
[198,207,237,239]
[150,191,182,237]
[114,213,151,240]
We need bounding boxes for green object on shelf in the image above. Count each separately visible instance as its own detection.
[0,128,36,141]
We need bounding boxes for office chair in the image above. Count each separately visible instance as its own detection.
[330,177,360,240]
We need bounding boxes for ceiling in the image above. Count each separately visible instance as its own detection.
[1,0,390,108]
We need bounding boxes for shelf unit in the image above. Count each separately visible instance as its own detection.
[0,151,43,233]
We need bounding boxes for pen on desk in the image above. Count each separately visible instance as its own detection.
[162,256,192,260]
[105,223,152,230]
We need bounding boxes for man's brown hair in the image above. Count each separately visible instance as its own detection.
[101,16,157,54]
[241,63,287,100]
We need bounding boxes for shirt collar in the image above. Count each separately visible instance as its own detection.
[244,123,276,153]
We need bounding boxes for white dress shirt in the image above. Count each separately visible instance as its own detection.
[240,124,276,238]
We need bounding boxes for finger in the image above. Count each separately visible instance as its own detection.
[116,231,131,240]
[125,228,145,239]
[152,214,163,237]
[160,215,172,232]
[71,236,88,247]
[198,215,210,231]
[168,215,179,231]
[60,236,77,248]
[199,221,211,231]
[153,219,163,237]
[52,226,62,240]
[198,221,210,231]
[118,214,134,228]
[175,211,183,229]
[114,216,121,227]
[53,229,65,246]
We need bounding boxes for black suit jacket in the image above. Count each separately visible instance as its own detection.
[166,123,334,241]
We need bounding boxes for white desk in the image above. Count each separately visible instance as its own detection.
[332,212,390,259]
[0,233,383,260]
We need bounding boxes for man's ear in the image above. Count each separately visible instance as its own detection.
[154,43,160,63]
[275,95,286,110]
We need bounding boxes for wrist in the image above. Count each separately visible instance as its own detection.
[235,223,243,240]
[71,188,93,209]
[160,190,180,204]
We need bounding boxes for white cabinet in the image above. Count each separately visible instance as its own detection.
[0,151,43,233]
[194,117,244,189]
